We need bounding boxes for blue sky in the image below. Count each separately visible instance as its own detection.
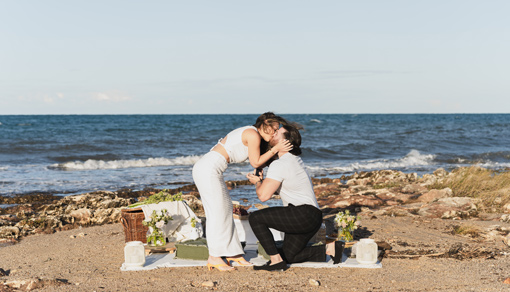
[1,1,509,114]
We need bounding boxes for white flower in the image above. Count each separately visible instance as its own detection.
[156,221,165,229]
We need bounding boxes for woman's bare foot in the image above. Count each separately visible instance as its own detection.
[226,255,253,266]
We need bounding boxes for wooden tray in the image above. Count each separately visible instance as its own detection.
[145,242,176,255]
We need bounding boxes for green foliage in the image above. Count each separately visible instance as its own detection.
[128,190,183,208]
[432,166,510,212]
[453,224,481,238]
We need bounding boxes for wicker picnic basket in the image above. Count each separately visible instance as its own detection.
[120,208,148,243]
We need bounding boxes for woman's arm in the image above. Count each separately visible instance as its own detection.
[244,128,291,168]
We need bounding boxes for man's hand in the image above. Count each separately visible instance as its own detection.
[246,171,262,185]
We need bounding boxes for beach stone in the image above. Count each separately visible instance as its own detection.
[420,174,438,186]
[354,196,385,208]
[504,278,510,284]
[417,188,452,203]
[4,278,70,291]
[503,203,510,214]
[4,279,27,289]
[69,208,92,225]
[501,214,510,223]
[0,226,20,239]
[417,197,478,219]
[437,197,477,208]
[433,168,448,177]
[201,280,216,288]
[309,279,320,286]
[402,184,427,194]
[314,183,342,197]
[373,206,415,217]
[99,199,120,209]
[91,209,113,225]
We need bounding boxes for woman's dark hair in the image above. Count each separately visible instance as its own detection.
[254,112,294,166]
[253,112,300,133]
[254,112,304,163]
[253,112,283,134]
[282,124,302,156]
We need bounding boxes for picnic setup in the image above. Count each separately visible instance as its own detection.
[119,191,382,272]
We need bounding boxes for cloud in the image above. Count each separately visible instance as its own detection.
[43,96,54,103]
[17,93,64,103]
[317,70,399,79]
[91,91,131,102]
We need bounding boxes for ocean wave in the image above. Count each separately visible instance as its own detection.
[310,119,321,123]
[51,155,203,170]
[307,150,436,174]
[476,161,510,169]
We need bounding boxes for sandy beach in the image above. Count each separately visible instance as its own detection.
[2,167,510,291]
[1,216,509,291]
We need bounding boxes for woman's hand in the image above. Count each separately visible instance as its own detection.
[271,139,293,155]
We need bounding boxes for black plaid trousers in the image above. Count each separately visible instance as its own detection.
[249,203,326,263]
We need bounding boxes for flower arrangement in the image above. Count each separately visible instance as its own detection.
[143,209,173,246]
[334,210,361,242]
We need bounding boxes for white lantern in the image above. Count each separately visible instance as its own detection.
[124,241,146,268]
[356,238,378,265]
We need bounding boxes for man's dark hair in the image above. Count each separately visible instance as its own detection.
[282,125,302,156]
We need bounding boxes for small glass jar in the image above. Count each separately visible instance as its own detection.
[356,238,378,264]
[147,229,166,247]
[124,241,145,268]
[337,226,354,242]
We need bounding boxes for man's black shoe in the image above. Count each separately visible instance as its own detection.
[253,260,288,271]
[332,241,345,264]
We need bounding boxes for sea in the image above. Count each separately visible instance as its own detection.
[1,114,510,207]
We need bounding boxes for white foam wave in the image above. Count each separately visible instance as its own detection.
[477,161,510,169]
[0,166,8,171]
[310,119,322,123]
[307,150,436,175]
[54,155,203,170]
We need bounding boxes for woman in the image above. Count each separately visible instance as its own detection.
[192,112,292,271]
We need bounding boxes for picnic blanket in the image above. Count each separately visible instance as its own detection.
[141,201,203,242]
[120,244,382,271]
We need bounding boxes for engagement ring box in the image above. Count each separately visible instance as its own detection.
[175,238,209,260]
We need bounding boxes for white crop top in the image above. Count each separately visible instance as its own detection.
[216,126,257,164]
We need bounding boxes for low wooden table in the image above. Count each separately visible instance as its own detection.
[144,242,176,256]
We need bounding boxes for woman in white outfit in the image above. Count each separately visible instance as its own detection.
[192,112,292,271]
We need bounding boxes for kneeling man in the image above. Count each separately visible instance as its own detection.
[247,125,343,271]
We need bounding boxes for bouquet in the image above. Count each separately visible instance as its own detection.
[143,209,173,246]
[334,210,361,242]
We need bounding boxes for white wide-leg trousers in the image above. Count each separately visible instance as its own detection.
[192,151,244,257]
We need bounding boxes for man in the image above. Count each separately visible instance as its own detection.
[246,125,343,271]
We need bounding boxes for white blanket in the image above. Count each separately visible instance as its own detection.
[120,244,382,271]
[141,201,203,242]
